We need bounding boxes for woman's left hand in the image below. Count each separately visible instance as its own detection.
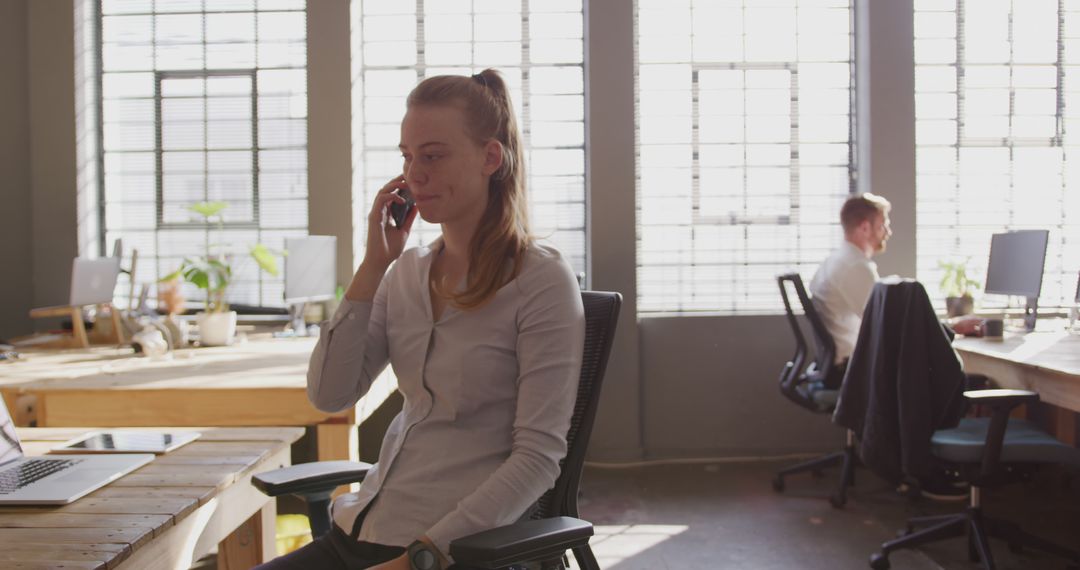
[368,553,411,570]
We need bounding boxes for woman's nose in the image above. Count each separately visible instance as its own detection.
[405,163,426,185]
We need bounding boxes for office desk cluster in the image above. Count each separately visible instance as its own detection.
[0,336,398,464]
[954,329,1080,445]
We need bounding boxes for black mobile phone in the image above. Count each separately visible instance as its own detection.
[389,187,415,228]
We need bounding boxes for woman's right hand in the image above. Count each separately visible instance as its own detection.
[365,175,418,268]
[345,176,418,301]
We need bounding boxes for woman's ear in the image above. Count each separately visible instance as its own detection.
[481,139,504,177]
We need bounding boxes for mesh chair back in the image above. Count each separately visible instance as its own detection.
[777,274,836,408]
[532,291,622,521]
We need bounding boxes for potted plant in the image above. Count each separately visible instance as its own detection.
[161,202,280,346]
[938,258,980,317]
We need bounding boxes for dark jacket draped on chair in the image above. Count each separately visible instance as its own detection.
[833,279,967,485]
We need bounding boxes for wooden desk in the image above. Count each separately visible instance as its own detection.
[0,337,397,464]
[954,330,1080,444]
[0,426,303,569]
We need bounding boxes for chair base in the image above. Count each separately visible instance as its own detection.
[870,505,1080,569]
[773,436,856,508]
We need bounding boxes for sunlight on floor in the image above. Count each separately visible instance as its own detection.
[581,524,689,569]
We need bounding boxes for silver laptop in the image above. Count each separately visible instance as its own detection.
[0,394,153,505]
[69,257,121,306]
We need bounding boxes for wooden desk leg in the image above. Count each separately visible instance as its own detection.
[218,500,277,569]
[316,423,360,462]
[108,303,126,344]
[1056,408,1077,447]
[70,309,90,348]
[317,423,360,496]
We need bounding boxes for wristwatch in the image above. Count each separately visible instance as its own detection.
[407,540,441,570]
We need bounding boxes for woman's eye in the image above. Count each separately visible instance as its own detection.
[424,154,440,161]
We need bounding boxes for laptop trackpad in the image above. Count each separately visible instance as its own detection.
[53,469,118,484]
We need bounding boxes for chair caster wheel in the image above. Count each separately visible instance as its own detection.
[772,477,785,493]
[829,493,846,508]
[869,553,890,569]
[896,528,911,539]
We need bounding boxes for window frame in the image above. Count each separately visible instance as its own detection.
[153,69,261,230]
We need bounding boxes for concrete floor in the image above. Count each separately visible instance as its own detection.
[194,458,1079,569]
[577,460,1080,570]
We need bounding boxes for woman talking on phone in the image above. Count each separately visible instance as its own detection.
[256,69,585,570]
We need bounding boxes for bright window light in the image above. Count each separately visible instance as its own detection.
[349,0,586,276]
[636,0,855,314]
[915,0,1080,310]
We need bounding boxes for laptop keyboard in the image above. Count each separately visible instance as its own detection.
[0,458,81,494]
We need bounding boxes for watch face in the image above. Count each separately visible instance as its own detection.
[411,547,437,570]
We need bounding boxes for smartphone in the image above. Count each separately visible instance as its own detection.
[388,187,415,228]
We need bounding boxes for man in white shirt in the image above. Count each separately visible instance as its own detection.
[809,193,892,387]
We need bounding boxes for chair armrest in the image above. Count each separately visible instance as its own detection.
[962,389,1039,478]
[449,516,593,569]
[963,388,1038,410]
[252,460,372,497]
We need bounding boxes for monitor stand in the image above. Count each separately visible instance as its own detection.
[1022,296,1038,332]
[273,303,310,338]
[1003,296,1039,334]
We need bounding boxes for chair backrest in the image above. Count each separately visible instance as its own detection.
[532,291,622,521]
[777,274,836,409]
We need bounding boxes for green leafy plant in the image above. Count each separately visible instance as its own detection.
[160,201,280,313]
[938,258,981,298]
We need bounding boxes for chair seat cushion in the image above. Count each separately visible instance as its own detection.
[931,418,1080,466]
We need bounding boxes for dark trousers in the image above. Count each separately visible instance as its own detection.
[252,524,404,570]
[253,504,403,570]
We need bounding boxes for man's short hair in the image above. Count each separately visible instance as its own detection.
[840,193,891,233]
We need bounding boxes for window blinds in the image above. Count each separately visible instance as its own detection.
[635,0,855,314]
[349,0,586,276]
[915,0,1080,310]
[97,0,308,308]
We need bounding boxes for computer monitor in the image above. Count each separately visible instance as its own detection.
[984,229,1049,332]
[283,236,337,335]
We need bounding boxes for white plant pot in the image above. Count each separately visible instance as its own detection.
[197,311,237,346]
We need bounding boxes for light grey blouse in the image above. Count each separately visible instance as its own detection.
[307,240,585,558]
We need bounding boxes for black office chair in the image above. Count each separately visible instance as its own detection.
[870,389,1080,570]
[252,291,623,570]
[774,273,856,508]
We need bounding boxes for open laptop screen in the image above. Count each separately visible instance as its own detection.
[0,396,24,465]
[70,257,121,306]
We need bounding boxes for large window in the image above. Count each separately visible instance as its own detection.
[349,0,586,275]
[96,0,308,307]
[635,0,855,314]
[915,0,1080,309]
